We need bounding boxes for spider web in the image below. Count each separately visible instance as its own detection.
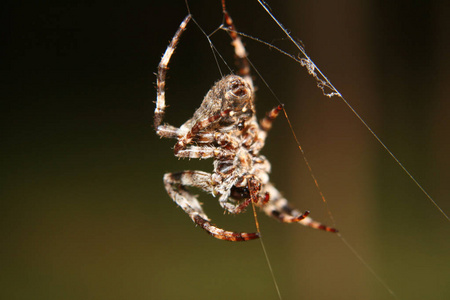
[161,1,450,299]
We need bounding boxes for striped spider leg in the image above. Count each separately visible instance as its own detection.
[154,6,337,241]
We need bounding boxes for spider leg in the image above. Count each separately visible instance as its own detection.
[198,132,239,149]
[249,105,284,152]
[156,124,185,139]
[221,0,253,90]
[176,147,235,160]
[155,14,191,130]
[262,183,338,233]
[164,171,259,241]
[175,131,239,160]
[193,215,259,242]
[174,109,232,154]
[260,104,283,132]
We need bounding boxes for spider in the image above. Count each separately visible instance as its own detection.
[154,3,337,241]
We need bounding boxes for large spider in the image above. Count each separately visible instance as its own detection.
[154,4,337,241]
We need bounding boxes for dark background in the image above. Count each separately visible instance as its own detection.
[2,0,449,299]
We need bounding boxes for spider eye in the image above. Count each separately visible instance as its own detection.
[230,81,248,98]
[237,121,245,130]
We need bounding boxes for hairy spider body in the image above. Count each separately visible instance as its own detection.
[154,9,337,241]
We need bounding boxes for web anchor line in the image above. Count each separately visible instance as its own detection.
[179,2,447,300]
[256,0,448,222]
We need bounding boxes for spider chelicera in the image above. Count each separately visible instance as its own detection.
[154,2,337,241]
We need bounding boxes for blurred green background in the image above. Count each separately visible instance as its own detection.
[2,0,449,299]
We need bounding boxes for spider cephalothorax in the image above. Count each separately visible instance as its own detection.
[154,7,337,241]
